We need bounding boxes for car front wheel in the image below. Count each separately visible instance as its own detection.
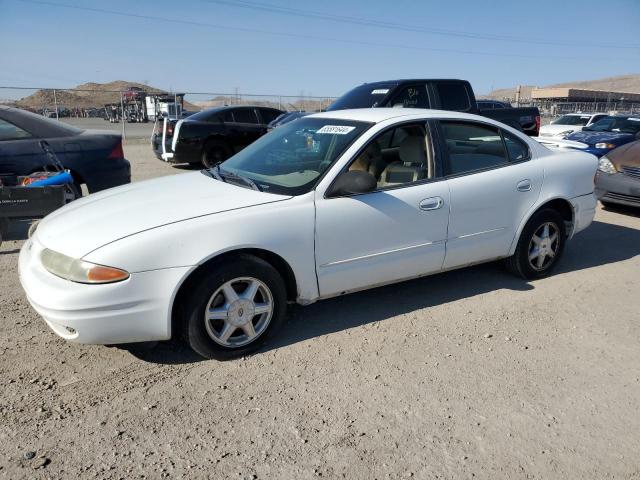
[506,209,566,279]
[181,254,287,360]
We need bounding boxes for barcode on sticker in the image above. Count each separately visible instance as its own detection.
[316,125,356,135]
[371,89,389,95]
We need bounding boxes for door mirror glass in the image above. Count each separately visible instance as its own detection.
[328,170,377,197]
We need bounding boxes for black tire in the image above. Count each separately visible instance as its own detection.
[181,254,287,360]
[505,208,566,280]
[0,217,8,237]
[201,140,232,168]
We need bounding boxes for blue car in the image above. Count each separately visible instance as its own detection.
[564,115,640,157]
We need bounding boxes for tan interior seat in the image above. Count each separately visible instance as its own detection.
[379,136,428,187]
[349,141,386,179]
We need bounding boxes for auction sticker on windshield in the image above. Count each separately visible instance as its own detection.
[316,125,356,135]
[371,89,389,95]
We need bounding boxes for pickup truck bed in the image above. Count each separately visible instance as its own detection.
[327,79,540,136]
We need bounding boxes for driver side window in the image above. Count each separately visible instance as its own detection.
[347,123,433,189]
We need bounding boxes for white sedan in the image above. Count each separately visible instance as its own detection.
[19,109,598,359]
[539,112,608,138]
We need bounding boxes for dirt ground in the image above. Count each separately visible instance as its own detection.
[1,136,640,479]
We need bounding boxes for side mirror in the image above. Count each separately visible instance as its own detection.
[327,170,377,197]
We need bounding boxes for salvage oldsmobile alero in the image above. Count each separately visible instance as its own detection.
[19,109,598,360]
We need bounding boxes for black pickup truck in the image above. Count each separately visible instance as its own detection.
[153,105,284,166]
[327,79,540,136]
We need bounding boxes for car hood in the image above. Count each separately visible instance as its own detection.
[539,124,582,136]
[607,140,640,168]
[565,130,635,146]
[36,171,290,258]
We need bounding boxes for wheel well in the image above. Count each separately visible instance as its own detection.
[535,198,574,235]
[203,136,231,151]
[170,248,298,339]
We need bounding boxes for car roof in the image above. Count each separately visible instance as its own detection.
[307,108,486,124]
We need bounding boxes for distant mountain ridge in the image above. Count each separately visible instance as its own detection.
[480,74,640,101]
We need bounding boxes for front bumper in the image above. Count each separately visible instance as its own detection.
[595,171,640,207]
[19,236,191,345]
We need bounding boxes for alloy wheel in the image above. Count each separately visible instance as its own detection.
[204,277,274,347]
[527,222,560,271]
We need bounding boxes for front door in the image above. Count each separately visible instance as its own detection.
[314,121,450,298]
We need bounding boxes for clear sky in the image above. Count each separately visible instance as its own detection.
[1,0,639,98]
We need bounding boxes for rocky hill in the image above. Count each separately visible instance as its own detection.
[12,81,197,110]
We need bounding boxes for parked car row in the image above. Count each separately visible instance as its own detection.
[154,79,541,169]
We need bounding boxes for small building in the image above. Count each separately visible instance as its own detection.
[531,87,640,103]
[531,87,640,115]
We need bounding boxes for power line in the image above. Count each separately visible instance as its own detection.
[200,0,640,50]
[13,0,640,61]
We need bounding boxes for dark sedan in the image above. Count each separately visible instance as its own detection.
[565,115,640,157]
[0,106,130,193]
[595,140,640,208]
[153,106,283,167]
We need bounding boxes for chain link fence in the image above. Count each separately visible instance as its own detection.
[0,86,338,139]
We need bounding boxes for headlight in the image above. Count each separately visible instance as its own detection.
[595,142,616,149]
[40,249,129,284]
[597,156,617,174]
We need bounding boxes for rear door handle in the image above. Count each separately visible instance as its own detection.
[517,179,532,192]
[419,196,444,211]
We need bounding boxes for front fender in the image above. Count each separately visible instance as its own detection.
[83,193,319,302]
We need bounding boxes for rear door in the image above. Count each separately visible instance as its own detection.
[437,120,542,268]
[230,108,264,151]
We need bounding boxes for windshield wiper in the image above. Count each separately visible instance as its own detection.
[209,163,261,192]
[210,163,225,182]
[220,168,262,191]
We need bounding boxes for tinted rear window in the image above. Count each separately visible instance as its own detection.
[233,109,259,124]
[436,82,472,112]
[328,83,396,111]
[189,108,225,122]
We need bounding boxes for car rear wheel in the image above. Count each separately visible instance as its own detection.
[181,254,287,360]
[506,209,566,280]
[201,141,232,168]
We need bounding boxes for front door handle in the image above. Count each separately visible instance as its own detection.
[419,196,444,211]
[517,179,532,192]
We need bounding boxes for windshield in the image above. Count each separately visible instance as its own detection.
[218,117,372,195]
[552,115,591,126]
[583,116,640,134]
[327,83,396,111]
